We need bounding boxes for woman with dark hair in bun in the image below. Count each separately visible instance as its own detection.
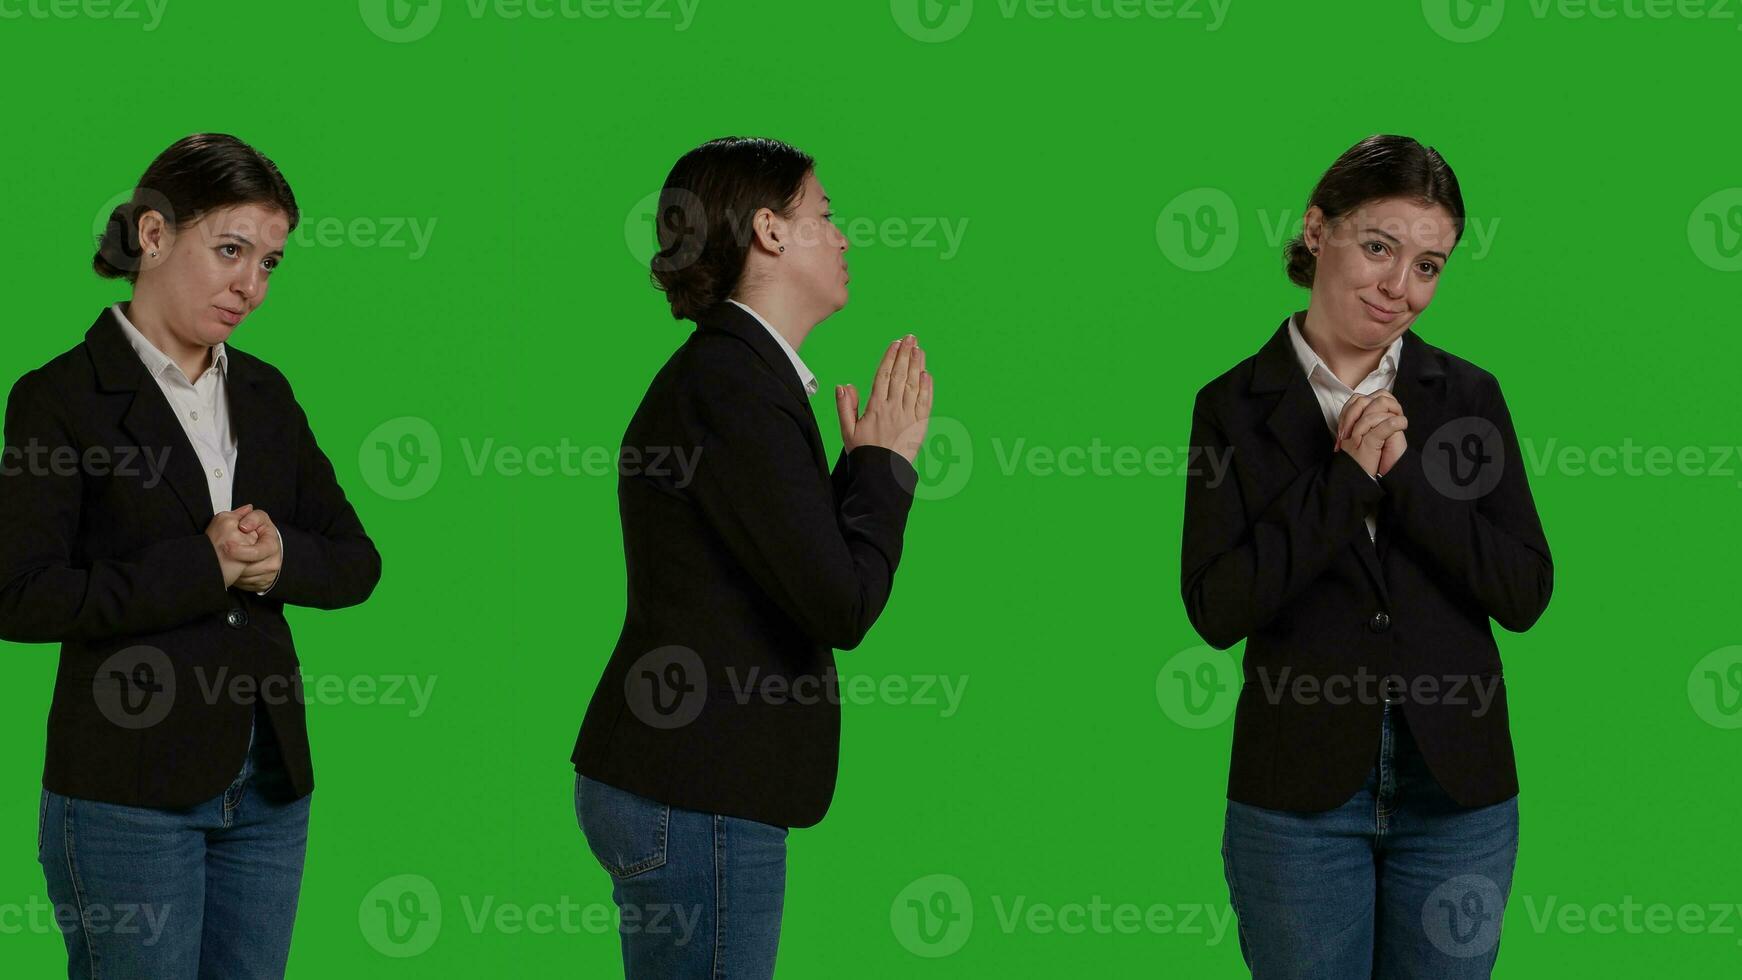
[572,136,933,977]
[1179,134,1553,978]
[0,133,381,978]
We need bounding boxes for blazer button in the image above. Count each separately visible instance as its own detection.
[1382,676,1405,704]
[1368,610,1392,633]
[225,607,248,629]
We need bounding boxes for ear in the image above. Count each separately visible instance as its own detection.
[749,206,784,257]
[1300,204,1325,253]
[137,209,170,261]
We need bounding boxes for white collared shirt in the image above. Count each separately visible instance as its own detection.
[1286,312,1404,543]
[112,302,278,594]
[728,299,819,397]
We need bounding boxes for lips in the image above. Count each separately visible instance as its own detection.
[1362,297,1403,322]
[215,306,244,327]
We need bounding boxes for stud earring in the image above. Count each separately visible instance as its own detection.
[778,246,785,253]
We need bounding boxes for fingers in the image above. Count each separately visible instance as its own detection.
[915,370,933,419]
[1336,395,1369,444]
[888,335,915,405]
[871,338,900,404]
[1337,392,1404,443]
[902,344,925,413]
[835,384,858,440]
[224,539,274,564]
[238,508,272,535]
[1357,413,1408,447]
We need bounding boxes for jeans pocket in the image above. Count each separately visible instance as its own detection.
[576,776,669,879]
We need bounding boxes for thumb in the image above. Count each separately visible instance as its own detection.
[835,385,857,439]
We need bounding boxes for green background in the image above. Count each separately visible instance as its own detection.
[3,0,1741,975]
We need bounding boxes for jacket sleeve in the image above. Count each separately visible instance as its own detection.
[0,372,231,643]
[1377,373,1553,632]
[1180,390,1385,650]
[683,376,916,651]
[264,390,382,610]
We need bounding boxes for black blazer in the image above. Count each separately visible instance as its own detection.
[0,307,381,807]
[1180,312,1552,811]
[573,301,917,829]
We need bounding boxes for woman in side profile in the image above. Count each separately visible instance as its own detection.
[0,133,382,979]
[1179,134,1552,979]
[572,136,932,978]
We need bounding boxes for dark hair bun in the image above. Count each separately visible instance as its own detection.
[1283,237,1316,289]
[93,201,152,283]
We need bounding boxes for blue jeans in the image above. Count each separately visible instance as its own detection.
[1221,706,1519,979]
[38,712,311,980]
[575,774,788,979]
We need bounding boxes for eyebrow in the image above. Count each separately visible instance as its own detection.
[217,231,286,259]
[1364,227,1449,262]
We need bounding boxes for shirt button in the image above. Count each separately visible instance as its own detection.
[191,410,200,421]
[1368,610,1392,633]
[213,468,224,479]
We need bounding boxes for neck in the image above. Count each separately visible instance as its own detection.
[123,295,211,383]
[731,287,816,352]
[1302,305,1387,389]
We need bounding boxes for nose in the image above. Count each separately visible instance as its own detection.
[1378,260,1408,300]
[233,267,261,306]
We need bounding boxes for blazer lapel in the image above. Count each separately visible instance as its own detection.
[1380,327,1450,567]
[1250,312,1393,604]
[223,349,294,512]
[695,302,828,478]
[85,308,217,531]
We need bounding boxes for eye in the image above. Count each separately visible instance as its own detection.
[219,243,241,259]
[1417,261,1440,278]
[263,257,279,273]
[1365,241,1388,256]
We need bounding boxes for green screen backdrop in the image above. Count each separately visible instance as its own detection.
[3,1,1740,975]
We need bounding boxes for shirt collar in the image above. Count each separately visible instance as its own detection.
[727,299,818,397]
[1286,311,1400,393]
[112,302,228,384]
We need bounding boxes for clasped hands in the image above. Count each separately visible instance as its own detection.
[835,333,934,465]
[205,504,281,592]
[1335,391,1409,479]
